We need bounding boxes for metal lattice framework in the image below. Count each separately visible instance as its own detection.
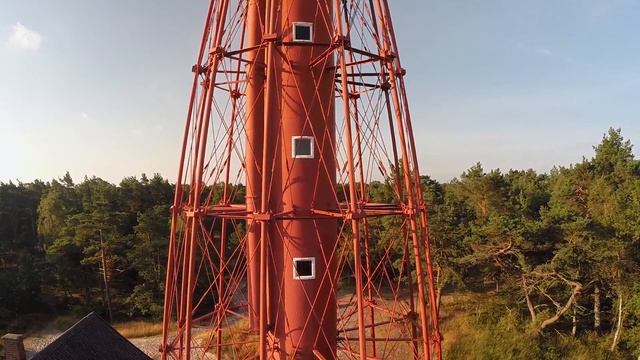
[160,0,441,358]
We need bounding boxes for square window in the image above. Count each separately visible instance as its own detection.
[292,136,314,159]
[293,257,315,280]
[293,22,313,42]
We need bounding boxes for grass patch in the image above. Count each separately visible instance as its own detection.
[440,292,618,360]
[51,314,83,332]
[194,318,258,359]
[114,321,166,339]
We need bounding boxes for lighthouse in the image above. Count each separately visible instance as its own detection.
[160,0,441,359]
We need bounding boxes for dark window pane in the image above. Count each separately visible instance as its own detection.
[295,259,313,277]
[294,138,312,156]
[294,24,311,41]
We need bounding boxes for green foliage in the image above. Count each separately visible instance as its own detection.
[125,205,170,318]
[0,180,47,330]
[436,128,640,358]
[0,173,175,331]
[1,128,640,359]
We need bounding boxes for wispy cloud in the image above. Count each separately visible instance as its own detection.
[8,22,42,50]
[516,42,583,66]
[589,3,612,18]
[534,48,553,56]
[80,112,89,120]
[574,0,634,19]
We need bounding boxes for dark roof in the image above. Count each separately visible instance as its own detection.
[31,312,151,360]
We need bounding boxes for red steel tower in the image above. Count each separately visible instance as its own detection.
[160,0,441,359]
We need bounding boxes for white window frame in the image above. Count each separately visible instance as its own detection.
[293,257,316,280]
[292,22,313,42]
[291,136,315,159]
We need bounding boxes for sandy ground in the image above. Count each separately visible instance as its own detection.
[130,335,165,359]
[21,292,411,359]
[22,323,61,359]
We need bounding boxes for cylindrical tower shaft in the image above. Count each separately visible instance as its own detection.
[270,0,337,358]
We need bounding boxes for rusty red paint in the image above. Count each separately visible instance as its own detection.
[160,0,442,359]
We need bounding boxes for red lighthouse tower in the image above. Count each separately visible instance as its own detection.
[160,0,441,359]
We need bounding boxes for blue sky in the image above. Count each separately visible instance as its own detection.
[1,0,640,183]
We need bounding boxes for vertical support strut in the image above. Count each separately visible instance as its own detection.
[334,1,367,358]
[216,77,240,360]
[341,1,377,355]
[381,3,442,356]
[187,2,232,358]
[245,0,266,332]
[259,0,278,357]
[373,0,433,358]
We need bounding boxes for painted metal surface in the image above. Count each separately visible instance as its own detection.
[160,0,442,359]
